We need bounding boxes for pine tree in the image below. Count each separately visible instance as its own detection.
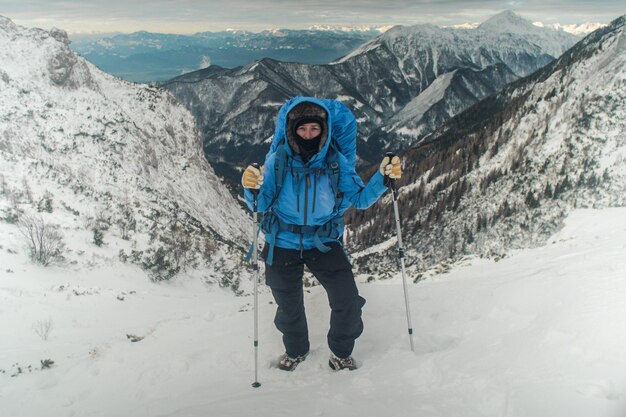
[93,228,104,246]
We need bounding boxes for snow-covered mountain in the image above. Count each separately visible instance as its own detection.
[69,29,379,82]
[308,24,392,33]
[475,10,577,57]
[352,10,579,152]
[534,21,608,36]
[346,15,626,274]
[164,11,578,189]
[379,64,518,143]
[458,19,606,36]
[0,16,250,286]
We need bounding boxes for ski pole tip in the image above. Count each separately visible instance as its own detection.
[252,382,262,388]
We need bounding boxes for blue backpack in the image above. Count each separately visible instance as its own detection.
[255,97,358,264]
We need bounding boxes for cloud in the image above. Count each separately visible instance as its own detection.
[2,0,622,33]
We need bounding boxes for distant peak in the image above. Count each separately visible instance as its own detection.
[448,22,479,30]
[307,24,390,33]
[383,23,443,37]
[0,15,18,32]
[479,10,536,33]
[534,21,609,36]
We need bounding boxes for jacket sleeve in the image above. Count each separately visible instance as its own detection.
[243,153,277,213]
[338,155,388,210]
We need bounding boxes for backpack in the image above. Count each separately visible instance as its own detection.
[255,97,358,265]
[267,97,357,213]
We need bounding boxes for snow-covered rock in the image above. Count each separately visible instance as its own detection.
[0,16,250,285]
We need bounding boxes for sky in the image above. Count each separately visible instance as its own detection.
[0,0,623,34]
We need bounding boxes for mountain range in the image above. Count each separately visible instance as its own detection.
[345,14,626,275]
[69,28,383,82]
[162,11,580,190]
[1,11,623,283]
[68,18,602,85]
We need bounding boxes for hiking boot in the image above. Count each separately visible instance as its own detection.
[277,352,309,371]
[328,353,358,371]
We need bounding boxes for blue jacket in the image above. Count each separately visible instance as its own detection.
[244,97,388,251]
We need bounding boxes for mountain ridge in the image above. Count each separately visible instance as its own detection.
[345,14,626,273]
[0,16,250,284]
[163,11,578,190]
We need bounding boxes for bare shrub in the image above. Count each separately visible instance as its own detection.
[21,178,33,204]
[116,204,136,240]
[17,213,65,266]
[94,207,111,231]
[33,317,54,341]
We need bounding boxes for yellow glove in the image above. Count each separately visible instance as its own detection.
[242,165,264,189]
[380,155,402,179]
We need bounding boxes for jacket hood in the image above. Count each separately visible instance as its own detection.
[281,97,332,166]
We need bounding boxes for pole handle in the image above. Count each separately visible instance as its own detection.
[384,152,398,192]
[250,163,260,209]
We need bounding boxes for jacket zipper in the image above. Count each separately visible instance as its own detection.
[304,174,310,225]
[296,172,300,212]
[298,173,310,256]
[312,172,317,213]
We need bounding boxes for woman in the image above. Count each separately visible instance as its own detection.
[242,97,401,371]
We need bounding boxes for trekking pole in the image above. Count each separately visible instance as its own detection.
[385,153,415,352]
[250,163,262,388]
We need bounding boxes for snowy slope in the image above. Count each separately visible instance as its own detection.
[0,16,250,283]
[341,11,580,151]
[1,207,624,417]
[347,15,626,274]
[381,64,518,143]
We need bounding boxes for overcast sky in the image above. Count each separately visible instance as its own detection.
[1,0,623,33]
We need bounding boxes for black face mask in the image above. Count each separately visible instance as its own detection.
[295,134,321,162]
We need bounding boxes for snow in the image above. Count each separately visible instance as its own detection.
[334,95,354,102]
[308,25,391,34]
[2,207,625,417]
[332,40,382,63]
[449,23,479,30]
[388,70,456,127]
[534,21,608,36]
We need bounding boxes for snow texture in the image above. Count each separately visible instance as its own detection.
[1,207,625,417]
[0,15,251,283]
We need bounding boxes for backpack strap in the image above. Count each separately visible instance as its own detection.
[273,145,288,205]
[326,143,343,215]
[261,214,345,265]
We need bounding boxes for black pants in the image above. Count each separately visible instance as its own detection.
[263,242,366,359]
